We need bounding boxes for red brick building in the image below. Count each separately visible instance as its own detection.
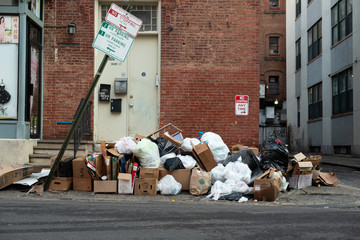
[259,0,287,144]
[43,0,261,147]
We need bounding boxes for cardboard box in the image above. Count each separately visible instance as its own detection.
[0,165,38,190]
[139,167,159,179]
[94,180,117,194]
[289,173,313,189]
[192,142,217,172]
[73,178,92,191]
[254,168,282,201]
[49,177,73,191]
[231,145,259,155]
[158,168,191,190]
[72,157,93,191]
[134,178,157,196]
[292,161,313,176]
[118,173,133,195]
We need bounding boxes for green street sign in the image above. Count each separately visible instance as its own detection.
[92,22,134,62]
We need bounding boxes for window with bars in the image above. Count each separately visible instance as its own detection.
[269,37,279,55]
[331,0,352,45]
[296,0,301,18]
[268,76,279,94]
[332,68,353,115]
[296,38,301,70]
[308,19,322,62]
[308,82,322,120]
[101,4,157,32]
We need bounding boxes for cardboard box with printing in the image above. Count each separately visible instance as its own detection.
[254,168,282,201]
[118,173,133,195]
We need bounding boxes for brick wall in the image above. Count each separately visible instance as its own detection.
[160,0,260,147]
[43,0,94,139]
[260,0,286,101]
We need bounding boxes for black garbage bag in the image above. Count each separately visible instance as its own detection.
[153,137,178,157]
[218,192,254,201]
[259,138,289,174]
[164,157,185,171]
[223,149,263,187]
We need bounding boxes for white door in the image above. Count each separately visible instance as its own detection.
[127,35,159,137]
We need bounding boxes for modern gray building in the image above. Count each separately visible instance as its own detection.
[286,0,359,156]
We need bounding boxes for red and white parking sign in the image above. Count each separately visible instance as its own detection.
[235,95,249,116]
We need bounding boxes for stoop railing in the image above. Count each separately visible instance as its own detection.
[73,98,92,158]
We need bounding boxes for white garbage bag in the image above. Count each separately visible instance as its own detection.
[211,164,226,182]
[223,161,252,184]
[181,138,200,152]
[200,132,230,163]
[157,175,182,195]
[132,138,160,168]
[207,180,233,200]
[179,155,197,169]
[115,137,137,154]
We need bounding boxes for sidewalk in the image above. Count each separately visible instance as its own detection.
[320,155,360,170]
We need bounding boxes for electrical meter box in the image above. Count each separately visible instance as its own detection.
[114,78,127,94]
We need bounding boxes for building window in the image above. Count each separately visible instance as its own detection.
[308,19,322,62]
[331,0,352,45]
[269,0,280,8]
[296,38,301,70]
[332,68,353,115]
[296,0,301,18]
[297,97,300,127]
[308,82,322,120]
[268,76,279,94]
[269,37,279,55]
[101,4,157,32]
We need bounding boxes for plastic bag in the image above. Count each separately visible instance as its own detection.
[115,137,137,154]
[200,132,230,163]
[158,175,182,195]
[259,138,289,174]
[211,164,226,182]
[132,138,160,168]
[189,168,211,196]
[154,137,178,157]
[179,155,197,169]
[223,161,252,184]
[164,157,185,171]
[207,181,233,200]
[181,138,200,152]
[160,152,176,168]
[224,149,263,186]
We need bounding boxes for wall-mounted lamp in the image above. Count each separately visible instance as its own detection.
[168,26,173,32]
[68,22,76,35]
[274,99,279,105]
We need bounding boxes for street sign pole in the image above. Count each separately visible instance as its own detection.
[44,55,109,191]
[44,5,134,191]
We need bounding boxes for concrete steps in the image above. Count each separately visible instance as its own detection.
[29,140,94,165]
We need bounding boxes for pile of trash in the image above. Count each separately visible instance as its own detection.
[0,123,338,202]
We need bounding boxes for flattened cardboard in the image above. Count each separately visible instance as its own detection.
[94,180,117,193]
[305,155,322,169]
[118,173,133,194]
[158,168,191,190]
[134,178,157,196]
[139,167,159,179]
[134,134,145,144]
[254,169,282,201]
[49,177,73,191]
[191,142,217,172]
[163,133,183,146]
[0,165,37,190]
[292,161,313,175]
[107,148,122,157]
[294,152,307,162]
[100,141,112,180]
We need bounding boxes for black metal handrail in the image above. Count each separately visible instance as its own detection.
[73,98,92,158]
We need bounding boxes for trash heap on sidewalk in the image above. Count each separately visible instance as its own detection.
[0,123,339,202]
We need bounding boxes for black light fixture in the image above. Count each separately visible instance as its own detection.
[168,26,173,32]
[68,22,76,35]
